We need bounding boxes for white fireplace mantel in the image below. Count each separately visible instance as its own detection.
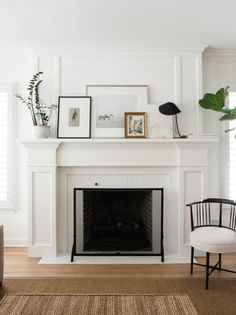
[22,137,218,167]
[22,137,218,259]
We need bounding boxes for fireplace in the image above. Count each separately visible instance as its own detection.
[22,139,217,260]
[71,188,164,261]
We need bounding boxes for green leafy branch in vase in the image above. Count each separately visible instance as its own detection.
[16,72,57,126]
[199,86,236,132]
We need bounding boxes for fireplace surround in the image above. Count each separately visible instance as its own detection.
[22,137,218,260]
[71,188,164,261]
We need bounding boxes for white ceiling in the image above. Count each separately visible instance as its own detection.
[0,0,235,49]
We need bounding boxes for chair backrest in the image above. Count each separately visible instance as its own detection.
[186,198,236,231]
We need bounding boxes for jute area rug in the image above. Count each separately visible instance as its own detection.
[0,293,197,315]
[1,278,236,315]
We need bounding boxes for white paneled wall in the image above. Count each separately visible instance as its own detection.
[34,45,205,137]
[2,44,227,249]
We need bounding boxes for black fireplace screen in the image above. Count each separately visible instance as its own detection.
[84,190,152,251]
[71,188,164,261]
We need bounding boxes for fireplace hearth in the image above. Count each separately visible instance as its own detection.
[71,188,164,261]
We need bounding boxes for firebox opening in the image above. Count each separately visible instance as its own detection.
[83,190,153,252]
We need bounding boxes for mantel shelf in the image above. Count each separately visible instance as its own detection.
[21,136,219,168]
[20,137,219,145]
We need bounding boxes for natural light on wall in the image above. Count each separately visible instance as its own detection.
[0,92,9,204]
[0,85,15,209]
[228,92,236,200]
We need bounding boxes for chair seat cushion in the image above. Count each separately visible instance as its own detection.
[190,226,236,253]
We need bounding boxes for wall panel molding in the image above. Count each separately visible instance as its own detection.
[33,46,205,135]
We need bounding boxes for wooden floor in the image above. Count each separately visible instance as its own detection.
[3,248,236,279]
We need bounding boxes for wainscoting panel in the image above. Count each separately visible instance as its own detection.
[28,167,57,257]
[179,56,202,135]
[180,168,206,257]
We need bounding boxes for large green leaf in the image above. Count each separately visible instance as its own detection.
[216,87,226,107]
[199,93,222,111]
[199,87,229,112]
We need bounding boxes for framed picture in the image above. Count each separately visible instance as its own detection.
[86,85,149,138]
[57,96,91,138]
[124,112,148,138]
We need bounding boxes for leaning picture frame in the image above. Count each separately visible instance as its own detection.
[57,96,91,138]
[86,85,149,138]
[124,112,148,138]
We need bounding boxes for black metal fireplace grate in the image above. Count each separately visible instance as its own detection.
[71,188,164,261]
[87,210,151,251]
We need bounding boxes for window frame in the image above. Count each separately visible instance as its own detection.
[224,88,236,201]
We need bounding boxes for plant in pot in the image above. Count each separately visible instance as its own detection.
[16,72,57,138]
[199,86,236,133]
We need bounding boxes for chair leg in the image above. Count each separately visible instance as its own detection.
[190,247,194,274]
[219,253,221,271]
[206,252,210,290]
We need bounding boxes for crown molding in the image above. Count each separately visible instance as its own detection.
[205,48,236,57]
[31,44,208,56]
[0,44,208,58]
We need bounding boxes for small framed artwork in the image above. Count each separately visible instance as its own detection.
[86,85,149,138]
[57,96,91,138]
[124,112,148,138]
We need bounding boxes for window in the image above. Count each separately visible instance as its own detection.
[228,92,236,200]
[0,85,15,209]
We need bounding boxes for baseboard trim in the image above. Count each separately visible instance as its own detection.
[4,238,28,247]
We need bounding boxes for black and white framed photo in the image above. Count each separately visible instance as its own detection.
[124,112,148,138]
[57,96,91,138]
[86,85,149,138]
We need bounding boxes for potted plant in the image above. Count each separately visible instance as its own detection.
[16,72,57,138]
[199,86,236,132]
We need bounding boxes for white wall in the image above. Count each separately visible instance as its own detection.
[0,48,34,245]
[35,45,204,137]
[1,45,205,246]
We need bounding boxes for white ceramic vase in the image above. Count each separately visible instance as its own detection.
[33,125,51,138]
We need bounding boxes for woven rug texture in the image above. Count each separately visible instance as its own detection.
[0,293,197,315]
[1,278,236,315]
